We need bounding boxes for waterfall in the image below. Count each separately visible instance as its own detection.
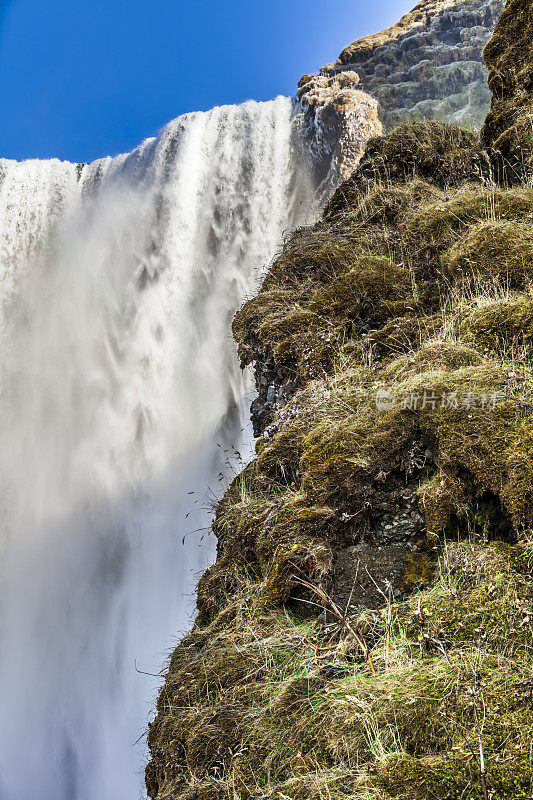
[0,97,317,800]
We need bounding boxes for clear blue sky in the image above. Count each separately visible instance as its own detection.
[0,0,413,163]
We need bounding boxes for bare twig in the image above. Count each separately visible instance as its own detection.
[134,659,164,678]
[292,569,376,675]
[364,567,393,669]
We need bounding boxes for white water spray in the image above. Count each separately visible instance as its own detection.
[0,98,317,800]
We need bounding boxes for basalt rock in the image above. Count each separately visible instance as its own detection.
[324,0,504,128]
[297,71,382,195]
[300,0,504,191]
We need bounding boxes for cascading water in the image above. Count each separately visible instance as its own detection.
[0,97,317,800]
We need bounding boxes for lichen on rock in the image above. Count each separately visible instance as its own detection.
[324,0,504,128]
[299,0,506,197]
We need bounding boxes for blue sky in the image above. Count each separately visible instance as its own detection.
[0,0,413,163]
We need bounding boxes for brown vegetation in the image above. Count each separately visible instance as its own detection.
[146,3,533,796]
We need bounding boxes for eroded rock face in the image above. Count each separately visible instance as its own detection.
[297,71,382,194]
[299,0,504,192]
[325,0,504,127]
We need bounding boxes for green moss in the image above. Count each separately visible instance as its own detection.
[323,120,487,223]
[379,751,533,800]
[379,340,484,378]
[459,294,533,353]
[400,552,435,591]
[481,0,533,183]
[253,493,335,609]
[356,119,486,190]
[417,471,468,536]
[364,312,443,358]
[148,104,533,800]
[442,220,533,290]
[415,543,533,655]
[234,239,420,386]
[149,542,533,799]
[402,186,533,264]
[301,357,533,528]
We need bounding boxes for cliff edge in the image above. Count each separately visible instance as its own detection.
[146,1,533,798]
[300,0,505,192]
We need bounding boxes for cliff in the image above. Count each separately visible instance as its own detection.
[146,1,533,798]
[300,0,504,192]
[320,0,504,128]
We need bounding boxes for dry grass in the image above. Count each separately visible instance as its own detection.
[147,112,533,800]
[147,541,533,800]
[481,0,533,183]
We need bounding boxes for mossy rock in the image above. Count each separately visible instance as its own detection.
[300,356,533,528]
[459,294,533,353]
[360,119,487,188]
[402,186,533,263]
[364,312,443,358]
[417,470,469,536]
[148,101,533,800]
[324,119,488,221]
[482,0,533,183]
[442,220,533,290]
[379,750,533,799]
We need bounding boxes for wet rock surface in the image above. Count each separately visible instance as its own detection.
[297,71,382,195]
[250,355,293,437]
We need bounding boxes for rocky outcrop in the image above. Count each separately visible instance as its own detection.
[297,71,382,194]
[146,3,533,799]
[299,0,504,190]
[324,0,504,127]
[481,0,533,182]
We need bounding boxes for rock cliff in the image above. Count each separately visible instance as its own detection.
[146,1,533,798]
[297,71,383,193]
[323,0,503,127]
[300,0,504,191]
